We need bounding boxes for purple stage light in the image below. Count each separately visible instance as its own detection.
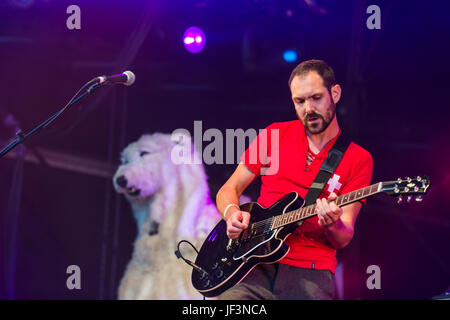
[183,26,205,54]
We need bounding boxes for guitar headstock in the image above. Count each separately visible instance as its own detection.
[381,176,430,203]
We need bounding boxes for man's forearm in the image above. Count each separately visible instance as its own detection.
[324,218,354,249]
[216,185,241,219]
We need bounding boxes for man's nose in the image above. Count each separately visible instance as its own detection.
[304,100,314,114]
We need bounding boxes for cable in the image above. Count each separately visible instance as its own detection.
[174,240,203,271]
[174,240,210,278]
[174,240,208,300]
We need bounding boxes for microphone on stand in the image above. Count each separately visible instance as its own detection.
[97,71,136,86]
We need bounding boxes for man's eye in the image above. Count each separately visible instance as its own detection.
[140,151,150,157]
[313,96,321,100]
[296,99,304,104]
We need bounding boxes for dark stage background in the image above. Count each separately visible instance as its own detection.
[0,0,449,299]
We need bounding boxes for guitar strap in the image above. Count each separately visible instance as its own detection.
[303,133,351,206]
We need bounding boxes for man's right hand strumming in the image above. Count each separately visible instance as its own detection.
[216,163,257,239]
[225,207,251,239]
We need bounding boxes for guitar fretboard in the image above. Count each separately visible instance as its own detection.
[271,182,382,229]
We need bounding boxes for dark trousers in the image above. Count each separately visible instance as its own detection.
[218,263,335,300]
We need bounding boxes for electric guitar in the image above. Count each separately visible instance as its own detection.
[192,176,430,297]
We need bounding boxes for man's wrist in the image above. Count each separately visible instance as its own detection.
[223,203,240,220]
[324,217,342,232]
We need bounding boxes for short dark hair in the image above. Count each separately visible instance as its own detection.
[288,59,336,92]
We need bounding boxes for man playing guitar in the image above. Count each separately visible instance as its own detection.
[216,59,373,299]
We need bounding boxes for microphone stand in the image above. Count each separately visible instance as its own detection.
[0,78,101,299]
[0,79,101,159]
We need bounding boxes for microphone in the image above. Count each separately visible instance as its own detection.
[97,71,136,86]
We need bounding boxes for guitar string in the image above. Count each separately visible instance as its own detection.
[240,184,407,243]
[249,187,375,233]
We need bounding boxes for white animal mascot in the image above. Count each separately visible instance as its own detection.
[113,132,240,299]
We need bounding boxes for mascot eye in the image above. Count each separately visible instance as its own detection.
[140,151,150,157]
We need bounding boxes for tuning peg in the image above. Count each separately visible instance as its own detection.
[406,177,412,182]
[397,178,402,183]
[407,196,412,203]
[397,196,403,204]
[415,195,423,202]
[416,176,422,182]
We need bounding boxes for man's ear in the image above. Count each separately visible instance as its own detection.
[330,84,341,104]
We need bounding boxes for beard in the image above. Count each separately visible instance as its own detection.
[297,100,336,135]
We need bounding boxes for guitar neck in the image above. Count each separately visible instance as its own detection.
[272,182,383,229]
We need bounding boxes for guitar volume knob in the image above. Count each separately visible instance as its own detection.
[203,279,211,288]
[215,269,224,278]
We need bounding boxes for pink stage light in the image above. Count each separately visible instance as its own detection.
[183,26,205,54]
[184,37,195,45]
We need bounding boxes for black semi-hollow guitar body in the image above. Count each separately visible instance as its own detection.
[192,192,302,298]
[191,176,430,297]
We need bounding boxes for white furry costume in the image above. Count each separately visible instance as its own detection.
[113,133,221,299]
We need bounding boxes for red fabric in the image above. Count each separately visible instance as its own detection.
[240,120,373,273]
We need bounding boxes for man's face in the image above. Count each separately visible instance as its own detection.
[290,71,336,135]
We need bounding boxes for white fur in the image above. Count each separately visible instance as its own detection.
[113,133,249,300]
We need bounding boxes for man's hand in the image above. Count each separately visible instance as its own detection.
[316,192,343,228]
[225,208,251,239]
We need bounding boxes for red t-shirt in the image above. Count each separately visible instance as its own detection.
[240,120,373,273]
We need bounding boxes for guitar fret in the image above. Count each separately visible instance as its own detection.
[363,186,370,197]
[295,209,301,221]
[301,208,307,219]
[304,206,311,218]
[287,213,293,224]
[356,189,362,199]
[302,208,307,219]
[370,184,378,194]
[273,183,381,229]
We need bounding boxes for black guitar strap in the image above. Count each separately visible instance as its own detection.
[303,134,351,206]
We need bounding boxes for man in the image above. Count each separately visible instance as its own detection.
[216,59,373,300]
